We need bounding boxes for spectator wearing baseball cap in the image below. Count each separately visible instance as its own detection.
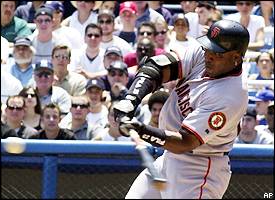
[103,46,123,68]
[34,7,53,19]
[32,6,72,64]
[113,1,137,47]
[85,78,109,128]
[98,9,133,56]
[168,13,199,51]
[9,36,36,87]
[250,88,274,125]
[44,1,83,50]
[33,60,72,116]
[235,105,274,144]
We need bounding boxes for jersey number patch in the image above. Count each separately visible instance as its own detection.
[208,112,226,130]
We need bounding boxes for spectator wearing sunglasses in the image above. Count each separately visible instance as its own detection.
[19,87,42,131]
[8,36,35,87]
[4,95,37,138]
[224,1,265,51]
[31,7,71,63]
[98,9,133,56]
[69,23,107,79]
[29,103,75,140]
[59,95,103,140]
[51,45,87,97]
[44,1,83,50]
[32,60,71,116]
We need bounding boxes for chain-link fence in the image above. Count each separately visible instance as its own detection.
[2,153,273,199]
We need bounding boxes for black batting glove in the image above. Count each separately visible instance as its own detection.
[119,119,167,147]
[119,119,145,137]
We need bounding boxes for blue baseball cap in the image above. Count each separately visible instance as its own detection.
[34,60,53,72]
[250,88,274,102]
[45,1,64,13]
[86,78,105,90]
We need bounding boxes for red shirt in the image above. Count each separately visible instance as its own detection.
[124,48,165,68]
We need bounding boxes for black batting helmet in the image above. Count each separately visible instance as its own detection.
[197,19,250,56]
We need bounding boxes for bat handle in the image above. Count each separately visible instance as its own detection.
[129,129,167,191]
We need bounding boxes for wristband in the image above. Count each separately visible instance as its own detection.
[138,125,166,147]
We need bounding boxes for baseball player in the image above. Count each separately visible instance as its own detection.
[114,19,250,199]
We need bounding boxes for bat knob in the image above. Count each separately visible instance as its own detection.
[153,178,167,191]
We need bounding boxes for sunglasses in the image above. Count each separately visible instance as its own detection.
[53,54,69,60]
[71,104,89,109]
[98,19,113,24]
[7,106,24,111]
[108,70,124,77]
[138,31,154,36]
[24,93,36,98]
[156,30,167,35]
[237,2,253,6]
[35,71,53,78]
[86,33,101,38]
[36,18,52,24]
[137,46,151,52]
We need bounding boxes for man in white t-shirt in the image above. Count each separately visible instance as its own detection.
[69,23,106,79]
[98,9,133,56]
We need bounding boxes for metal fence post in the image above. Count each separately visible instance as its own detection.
[42,155,58,199]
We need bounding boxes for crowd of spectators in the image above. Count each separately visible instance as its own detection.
[1,1,274,144]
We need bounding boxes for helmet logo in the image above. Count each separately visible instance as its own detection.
[211,27,220,38]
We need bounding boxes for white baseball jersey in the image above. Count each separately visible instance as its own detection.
[126,44,248,199]
[160,44,248,157]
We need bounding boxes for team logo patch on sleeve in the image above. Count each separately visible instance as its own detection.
[208,112,226,130]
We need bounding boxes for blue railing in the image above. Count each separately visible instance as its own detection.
[1,140,274,199]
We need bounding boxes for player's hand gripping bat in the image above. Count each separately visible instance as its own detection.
[129,129,167,191]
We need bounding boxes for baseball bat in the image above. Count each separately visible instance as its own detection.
[129,129,167,191]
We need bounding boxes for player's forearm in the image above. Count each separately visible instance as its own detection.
[164,131,201,154]
[138,125,201,154]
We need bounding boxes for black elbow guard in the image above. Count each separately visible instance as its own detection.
[138,51,180,86]
[126,52,180,106]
